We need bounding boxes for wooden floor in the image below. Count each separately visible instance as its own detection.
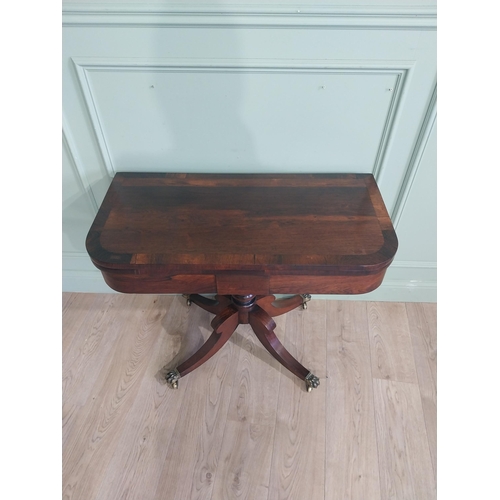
[62,293,436,500]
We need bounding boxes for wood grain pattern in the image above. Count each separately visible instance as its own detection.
[211,324,281,500]
[63,294,436,500]
[268,299,327,500]
[86,173,398,295]
[269,271,388,295]
[325,301,381,500]
[62,291,74,312]
[100,268,390,296]
[63,294,129,445]
[153,310,239,500]
[62,292,102,356]
[373,379,436,500]
[406,302,437,480]
[368,302,418,383]
[92,296,184,500]
[63,294,122,407]
[63,295,169,500]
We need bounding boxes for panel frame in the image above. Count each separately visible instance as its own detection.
[72,57,414,189]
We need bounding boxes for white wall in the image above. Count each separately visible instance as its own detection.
[62,1,437,301]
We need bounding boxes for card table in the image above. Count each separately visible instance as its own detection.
[86,173,397,391]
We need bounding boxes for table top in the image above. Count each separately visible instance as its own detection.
[86,173,397,295]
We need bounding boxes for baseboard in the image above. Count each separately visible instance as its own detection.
[63,252,115,293]
[62,253,436,302]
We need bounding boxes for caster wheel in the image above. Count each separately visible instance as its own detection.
[182,294,191,306]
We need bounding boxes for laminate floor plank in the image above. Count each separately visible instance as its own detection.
[92,296,189,500]
[62,292,89,317]
[63,295,169,500]
[406,302,437,481]
[325,301,382,500]
[373,379,436,500]
[211,323,282,500]
[368,302,418,384]
[153,306,240,500]
[267,299,327,500]
[62,291,72,311]
[63,294,125,408]
[63,294,129,444]
[62,292,104,356]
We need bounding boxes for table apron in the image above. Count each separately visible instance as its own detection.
[100,269,388,296]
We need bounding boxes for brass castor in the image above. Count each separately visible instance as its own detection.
[182,294,192,306]
[300,294,312,310]
[166,369,181,389]
[305,372,320,392]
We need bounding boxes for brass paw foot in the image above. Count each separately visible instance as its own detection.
[182,294,192,306]
[166,369,181,389]
[305,372,320,392]
[300,294,312,310]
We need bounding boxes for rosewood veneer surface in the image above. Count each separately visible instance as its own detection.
[86,173,397,296]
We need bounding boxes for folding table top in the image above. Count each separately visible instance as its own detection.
[86,173,397,295]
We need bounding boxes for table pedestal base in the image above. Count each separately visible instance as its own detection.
[166,294,320,392]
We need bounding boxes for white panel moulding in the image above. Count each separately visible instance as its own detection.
[62,4,437,30]
[71,57,414,178]
[391,84,437,227]
[62,113,99,214]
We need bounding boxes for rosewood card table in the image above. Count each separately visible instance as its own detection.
[86,173,397,392]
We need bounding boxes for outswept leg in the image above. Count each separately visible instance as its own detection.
[166,305,239,388]
[248,305,319,391]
